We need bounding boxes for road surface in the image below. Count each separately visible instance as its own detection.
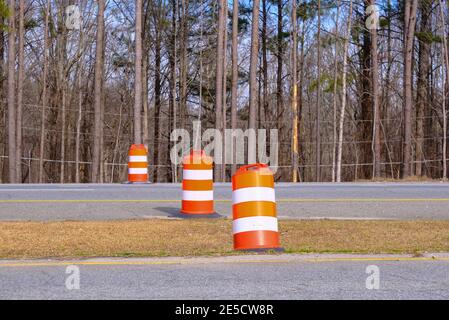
[0,254,448,299]
[0,183,448,221]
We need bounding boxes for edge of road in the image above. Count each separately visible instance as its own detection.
[1,252,449,268]
[1,181,449,187]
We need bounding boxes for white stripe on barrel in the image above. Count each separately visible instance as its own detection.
[233,216,278,234]
[182,190,214,201]
[128,168,148,174]
[129,155,148,162]
[232,187,275,204]
[182,169,213,180]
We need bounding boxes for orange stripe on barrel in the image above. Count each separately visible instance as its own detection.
[183,162,212,170]
[181,200,214,215]
[128,162,148,168]
[233,230,280,250]
[128,174,148,182]
[232,170,274,190]
[129,148,147,156]
[183,180,213,191]
[233,201,276,219]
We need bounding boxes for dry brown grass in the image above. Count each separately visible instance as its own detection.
[1,219,449,259]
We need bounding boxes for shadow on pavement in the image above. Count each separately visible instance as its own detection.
[154,207,224,219]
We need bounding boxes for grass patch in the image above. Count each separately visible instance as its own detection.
[1,219,449,259]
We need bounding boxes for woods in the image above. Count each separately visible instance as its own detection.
[0,0,448,183]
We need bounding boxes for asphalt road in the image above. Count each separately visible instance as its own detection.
[0,183,449,221]
[0,254,448,299]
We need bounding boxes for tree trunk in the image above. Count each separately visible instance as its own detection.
[221,2,228,180]
[315,0,321,181]
[142,38,150,151]
[438,0,449,179]
[39,0,50,183]
[7,0,16,183]
[60,75,66,183]
[336,0,353,182]
[402,0,418,178]
[359,2,373,180]
[248,0,260,164]
[261,0,268,132]
[231,0,239,174]
[276,0,283,133]
[180,0,188,132]
[16,0,25,182]
[153,3,162,182]
[331,0,341,182]
[92,0,105,182]
[0,15,5,183]
[56,1,68,184]
[214,0,226,180]
[383,0,394,178]
[75,49,84,183]
[134,0,143,145]
[291,0,298,182]
[168,0,178,183]
[369,0,381,178]
[297,20,306,182]
[416,0,432,177]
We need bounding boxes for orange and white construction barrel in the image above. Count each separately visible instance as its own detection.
[128,144,148,183]
[181,150,214,215]
[232,163,281,250]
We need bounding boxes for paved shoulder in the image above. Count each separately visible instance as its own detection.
[0,183,448,221]
[1,254,448,299]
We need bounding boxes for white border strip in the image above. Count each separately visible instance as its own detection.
[232,187,275,204]
[182,190,214,201]
[183,170,213,180]
[233,216,278,234]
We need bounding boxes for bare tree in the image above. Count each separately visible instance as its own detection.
[248,0,260,164]
[75,0,86,183]
[16,0,25,182]
[438,0,449,179]
[7,0,16,183]
[39,0,50,183]
[152,1,163,182]
[222,0,228,180]
[416,0,432,177]
[402,0,418,178]
[291,0,298,182]
[369,0,381,178]
[315,0,321,181]
[276,0,283,134]
[92,0,105,182]
[231,0,239,174]
[261,0,267,131]
[134,0,143,145]
[179,0,188,132]
[142,15,149,151]
[331,0,341,182]
[169,0,178,183]
[57,2,68,184]
[214,0,226,181]
[336,0,353,182]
